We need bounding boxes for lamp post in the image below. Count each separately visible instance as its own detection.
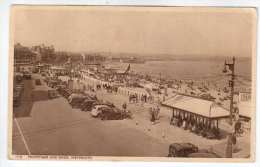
[223,57,235,125]
[68,57,74,91]
[158,73,162,104]
[223,57,236,158]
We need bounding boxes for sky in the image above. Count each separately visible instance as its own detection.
[12,6,256,57]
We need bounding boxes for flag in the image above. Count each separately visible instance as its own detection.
[65,57,71,65]
[124,64,131,74]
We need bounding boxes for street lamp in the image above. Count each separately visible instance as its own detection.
[223,57,236,125]
[223,57,236,158]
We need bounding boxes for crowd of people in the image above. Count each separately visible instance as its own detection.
[169,113,221,139]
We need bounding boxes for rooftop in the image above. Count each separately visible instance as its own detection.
[162,94,230,119]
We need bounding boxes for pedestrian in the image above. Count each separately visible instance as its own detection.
[121,102,127,120]
[141,94,144,106]
[135,93,138,103]
[122,102,127,113]
[129,94,132,103]
[182,119,187,129]
[226,133,236,158]
[141,94,144,102]
[155,105,160,120]
[235,120,242,136]
[150,107,156,123]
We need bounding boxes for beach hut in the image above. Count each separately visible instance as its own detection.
[49,66,67,75]
[238,102,251,120]
[237,101,252,130]
[162,94,230,130]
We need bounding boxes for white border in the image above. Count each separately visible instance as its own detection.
[0,1,259,167]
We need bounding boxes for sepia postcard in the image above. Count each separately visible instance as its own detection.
[9,5,256,162]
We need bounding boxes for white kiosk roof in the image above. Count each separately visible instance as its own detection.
[162,94,230,119]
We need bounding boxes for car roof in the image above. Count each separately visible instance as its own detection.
[95,105,110,108]
[84,99,95,102]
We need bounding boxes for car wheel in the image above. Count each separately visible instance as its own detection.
[172,148,177,157]
[100,113,104,120]
[169,146,177,157]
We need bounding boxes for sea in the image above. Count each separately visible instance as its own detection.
[106,59,252,81]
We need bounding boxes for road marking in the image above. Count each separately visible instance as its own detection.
[14,118,31,155]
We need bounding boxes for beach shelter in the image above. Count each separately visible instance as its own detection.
[162,94,230,129]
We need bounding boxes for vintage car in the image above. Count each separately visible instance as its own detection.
[91,105,111,117]
[204,129,221,140]
[188,152,220,158]
[168,143,198,157]
[48,89,59,99]
[100,108,132,120]
[15,73,23,82]
[57,88,72,99]
[13,93,21,107]
[92,101,115,108]
[80,99,96,111]
[91,105,131,120]
[47,80,60,88]
[15,84,24,91]
[68,94,88,108]
[23,71,31,80]
[35,79,42,85]
[200,93,216,101]
[13,83,25,107]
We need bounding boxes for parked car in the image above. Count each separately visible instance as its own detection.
[15,84,24,91]
[91,104,132,120]
[92,101,115,108]
[200,93,216,101]
[13,93,21,107]
[91,105,111,117]
[47,80,59,88]
[80,99,96,111]
[168,143,198,157]
[100,108,132,120]
[15,73,23,82]
[13,82,24,107]
[205,128,221,140]
[188,152,220,158]
[23,71,31,79]
[32,68,39,73]
[68,93,84,102]
[41,72,48,77]
[64,89,73,99]
[48,89,59,99]
[35,79,41,85]
[57,88,72,99]
[69,96,88,108]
